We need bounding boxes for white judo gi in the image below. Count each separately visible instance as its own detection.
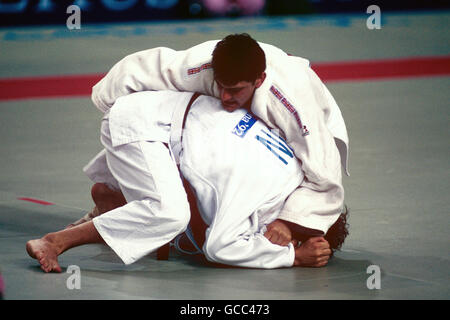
[91,39,349,235]
[85,90,304,268]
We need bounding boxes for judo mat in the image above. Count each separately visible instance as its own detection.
[0,10,449,301]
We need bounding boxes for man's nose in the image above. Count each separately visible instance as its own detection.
[221,89,232,101]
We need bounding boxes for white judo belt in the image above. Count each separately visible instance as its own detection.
[169,92,201,164]
[168,92,203,255]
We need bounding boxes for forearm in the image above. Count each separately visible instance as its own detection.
[274,93,345,233]
[91,42,219,112]
[204,233,295,269]
[277,177,344,234]
[92,47,180,112]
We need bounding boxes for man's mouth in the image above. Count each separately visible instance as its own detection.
[223,101,238,111]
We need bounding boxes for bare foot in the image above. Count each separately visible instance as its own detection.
[26,237,62,273]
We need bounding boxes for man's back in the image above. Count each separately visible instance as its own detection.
[182,95,303,225]
[181,96,304,268]
[106,91,304,268]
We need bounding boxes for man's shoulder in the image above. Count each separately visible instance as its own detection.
[114,90,189,104]
[190,39,220,50]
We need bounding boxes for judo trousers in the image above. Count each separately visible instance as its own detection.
[88,116,190,265]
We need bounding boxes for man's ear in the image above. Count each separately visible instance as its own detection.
[255,72,266,88]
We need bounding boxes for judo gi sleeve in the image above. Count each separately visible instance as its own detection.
[91,41,218,113]
[273,68,345,235]
[203,209,296,269]
[193,167,296,269]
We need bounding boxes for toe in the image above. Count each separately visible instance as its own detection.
[53,264,62,273]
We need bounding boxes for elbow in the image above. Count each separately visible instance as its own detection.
[203,238,220,263]
[203,233,245,265]
[142,197,190,236]
[91,81,104,111]
[176,212,191,235]
[166,200,191,235]
[203,236,230,264]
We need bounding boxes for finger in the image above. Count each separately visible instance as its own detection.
[317,237,328,243]
[278,233,291,246]
[314,260,329,268]
[317,254,330,262]
[266,231,280,244]
[315,248,332,257]
[283,232,293,241]
[313,238,329,246]
[264,229,274,239]
[314,256,330,266]
[309,237,326,243]
[316,242,331,250]
[271,234,282,245]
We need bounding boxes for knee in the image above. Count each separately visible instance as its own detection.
[174,204,191,234]
[91,183,113,200]
[91,183,125,201]
[162,198,190,233]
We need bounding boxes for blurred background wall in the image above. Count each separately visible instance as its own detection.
[1,0,449,27]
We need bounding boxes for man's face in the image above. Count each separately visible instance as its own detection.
[216,73,266,112]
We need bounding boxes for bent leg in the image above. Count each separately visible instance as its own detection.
[66,146,124,229]
[26,221,104,273]
[28,116,190,270]
[92,118,190,265]
[65,183,127,229]
[92,182,127,214]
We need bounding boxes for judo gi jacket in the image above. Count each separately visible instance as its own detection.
[91,40,349,234]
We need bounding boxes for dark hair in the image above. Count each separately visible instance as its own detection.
[212,33,266,86]
[325,205,350,254]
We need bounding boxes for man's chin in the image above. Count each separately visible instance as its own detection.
[223,104,239,112]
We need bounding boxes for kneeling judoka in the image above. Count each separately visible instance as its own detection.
[27,90,345,272]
